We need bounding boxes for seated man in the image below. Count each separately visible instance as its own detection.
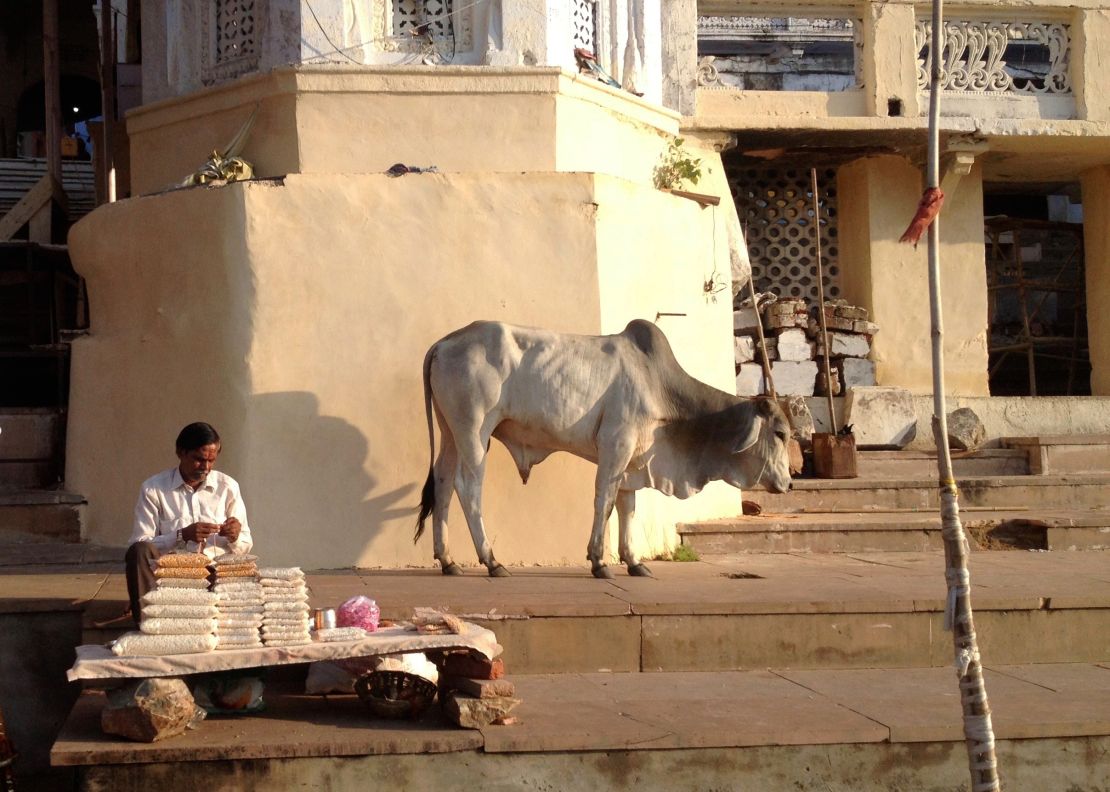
[125,422,253,623]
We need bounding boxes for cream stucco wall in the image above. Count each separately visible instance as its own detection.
[67,170,739,569]
[836,155,989,396]
[127,67,681,197]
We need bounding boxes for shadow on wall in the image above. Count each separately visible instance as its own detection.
[244,392,416,569]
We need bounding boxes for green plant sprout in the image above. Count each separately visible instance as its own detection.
[653,137,703,190]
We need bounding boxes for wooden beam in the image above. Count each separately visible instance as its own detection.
[0,174,67,241]
[43,0,63,185]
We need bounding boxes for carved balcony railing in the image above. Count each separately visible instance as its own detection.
[697,15,861,92]
[915,20,1071,94]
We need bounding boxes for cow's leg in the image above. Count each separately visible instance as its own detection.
[432,423,462,575]
[616,489,653,578]
[588,439,635,579]
[454,438,510,578]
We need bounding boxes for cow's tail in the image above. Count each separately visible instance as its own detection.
[415,345,437,543]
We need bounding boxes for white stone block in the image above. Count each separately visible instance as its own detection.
[776,328,814,362]
[733,307,761,333]
[818,332,871,358]
[734,335,756,364]
[838,358,876,389]
[770,360,817,397]
[844,386,917,449]
[735,364,766,396]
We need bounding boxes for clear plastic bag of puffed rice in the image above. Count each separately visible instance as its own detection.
[336,595,380,632]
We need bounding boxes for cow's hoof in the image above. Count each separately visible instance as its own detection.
[441,562,463,576]
[628,563,654,578]
[591,565,615,580]
[489,563,511,578]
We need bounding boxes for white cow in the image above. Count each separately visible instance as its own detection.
[415,320,792,578]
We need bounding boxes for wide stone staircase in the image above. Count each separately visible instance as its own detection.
[679,436,1110,555]
[9,436,1110,790]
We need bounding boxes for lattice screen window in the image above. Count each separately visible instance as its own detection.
[730,167,841,304]
[392,0,471,48]
[573,0,598,52]
[202,0,261,85]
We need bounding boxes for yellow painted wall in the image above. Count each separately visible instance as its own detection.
[1081,165,1110,394]
[836,155,989,395]
[67,170,739,569]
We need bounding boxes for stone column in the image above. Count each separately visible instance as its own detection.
[1074,10,1110,122]
[1081,165,1110,394]
[660,0,697,115]
[862,2,919,117]
[837,155,989,395]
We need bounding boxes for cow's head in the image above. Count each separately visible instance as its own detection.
[726,397,792,494]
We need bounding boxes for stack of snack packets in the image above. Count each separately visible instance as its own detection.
[212,553,263,650]
[259,567,311,647]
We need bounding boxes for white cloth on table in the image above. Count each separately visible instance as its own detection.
[112,632,218,656]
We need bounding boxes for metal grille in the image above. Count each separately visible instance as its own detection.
[215,0,256,64]
[730,166,841,304]
[572,0,597,51]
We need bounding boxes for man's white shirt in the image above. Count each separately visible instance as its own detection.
[131,467,253,558]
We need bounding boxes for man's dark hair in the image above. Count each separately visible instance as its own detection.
[176,422,221,452]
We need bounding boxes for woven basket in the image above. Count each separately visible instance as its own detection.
[355,671,437,720]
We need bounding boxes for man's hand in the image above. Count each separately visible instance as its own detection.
[219,517,242,543]
[183,522,220,543]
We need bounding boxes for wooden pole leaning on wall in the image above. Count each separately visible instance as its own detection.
[922,0,1001,787]
[99,1,118,203]
[809,168,856,478]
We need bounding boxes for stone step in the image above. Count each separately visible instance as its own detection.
[0,490,86,544]
[744,473,1110,513]
[50,664,1110,792]
[0,409,65,489]
[1002,434,1110,475]
[28,556,1107,674]
[679,509,1110,554]
[854,448,1029,479]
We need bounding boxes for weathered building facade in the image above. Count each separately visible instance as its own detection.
[60,0,1110,569]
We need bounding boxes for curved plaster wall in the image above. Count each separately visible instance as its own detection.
[67,171,743,569]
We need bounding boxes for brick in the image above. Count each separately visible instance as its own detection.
[442,653,505,680]
[825,302,869,321]
[444,693,521,729]
[769,360,818,397]
[817,332,871,359]
[735,364,766,396]
[816,367,842,397]
[838,358,876,389]
[766,313,807,330]
[443,676,516,699]
[776,328,814,362]
[844,386,918,449]
[734,335,756,364]
[853,320,880,335]
[733,307,761,333]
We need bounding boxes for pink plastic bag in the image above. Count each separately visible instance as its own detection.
[336,595,380,632]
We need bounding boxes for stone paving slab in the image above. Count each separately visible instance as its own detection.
[52,665,1110,768]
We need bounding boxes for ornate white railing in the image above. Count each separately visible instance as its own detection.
[915,20,1071,94]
